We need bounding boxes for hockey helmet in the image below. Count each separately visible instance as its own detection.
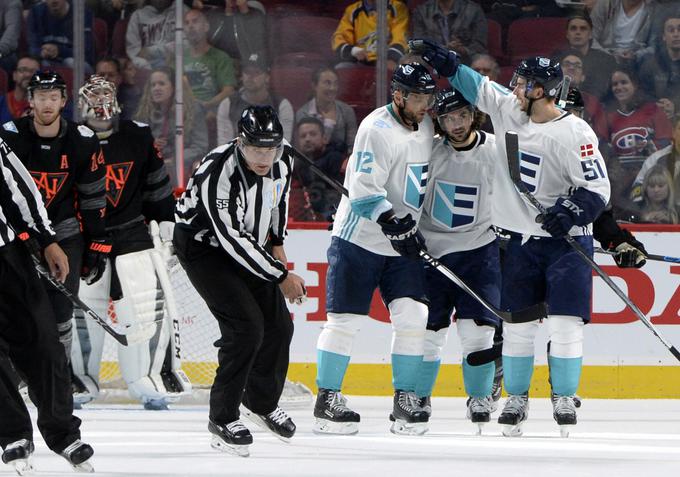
[434,88,472,116]
[511,57,564,97]
[391,63,436,96]
[238,105,284,148]
[27,71,67,98]
[78,75,121,121]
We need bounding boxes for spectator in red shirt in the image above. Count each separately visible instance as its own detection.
[0,55,40,123]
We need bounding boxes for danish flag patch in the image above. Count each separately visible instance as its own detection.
[580,144,594,158]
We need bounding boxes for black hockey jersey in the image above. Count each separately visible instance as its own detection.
[0,117,106,241]
[97,120,175,228]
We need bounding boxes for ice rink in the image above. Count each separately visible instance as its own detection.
[3,397,679,477]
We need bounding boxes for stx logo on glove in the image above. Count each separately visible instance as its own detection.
[561,199,583,217]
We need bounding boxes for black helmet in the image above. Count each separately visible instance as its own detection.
[391,63,436,95]
[513,57,563,97]
[28,71,67,97]
[238,106,283,148]
[563,87,585,112]
[434,88,471,116]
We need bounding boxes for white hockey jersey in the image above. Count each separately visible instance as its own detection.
[420,131,497,256]
[332,104,434,255]
[450,65,611,237]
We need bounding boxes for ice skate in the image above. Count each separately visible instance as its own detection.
[552,394,577,437]
[313,389,360,435]
[466,396,493,435]
[498,393,529,437]
[389,390,429,436]
[418,396,432,419]
[143,398,169,411]
[208,419,252,457]
[2,439,34,475]
[242,406,296,442]
[59,439,94,473]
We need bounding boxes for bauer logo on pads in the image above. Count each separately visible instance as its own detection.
[518,150,542,193]
[431,180,479,229]
[403,163,429,210]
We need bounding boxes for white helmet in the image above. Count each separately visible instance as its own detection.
[78,75,121,121]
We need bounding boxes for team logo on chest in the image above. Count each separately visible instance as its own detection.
[105,162,134,206]
[431,180,479,229]
[403,163,429,210]
[518,150,542,193]
[611,127,650,157]
[30,171,68,207]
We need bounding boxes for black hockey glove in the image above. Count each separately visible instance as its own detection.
[541,189,606,238]
[541,199,577,237]
[608,229,647,268]
[408,39,460,77]
[81,239,112,285]
[378,213,427,260]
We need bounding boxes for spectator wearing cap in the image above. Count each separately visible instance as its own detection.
[216,54,293,144]
[554,14,617,100]
[332,0,408,70]
[0,55,40,123]
[411,0,487,65]
[0,0,21,72]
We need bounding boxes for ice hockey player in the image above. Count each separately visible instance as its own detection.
[174,106,305,457]
[415,41,610,437]
[0,71,107,365]
[0,135,94,473]
[313,63,435,436]
[415,88,501,434]
[70,75,191,410]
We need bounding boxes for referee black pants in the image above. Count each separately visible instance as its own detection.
[174,228,294,424]
[0,241,81,453]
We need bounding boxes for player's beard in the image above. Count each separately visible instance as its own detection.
[33,109,60,127]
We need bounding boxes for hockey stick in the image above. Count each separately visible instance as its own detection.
[594,247,680,264]
[505,131,680,362]
[290,146,546,327]
[29,252,161,347]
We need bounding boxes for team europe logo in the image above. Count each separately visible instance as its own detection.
[106,162,134,206]
[30,171,68,207]
[518,151,542,193]
[403,163,428,210]
[431,180,479,229]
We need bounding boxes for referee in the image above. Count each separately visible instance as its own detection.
[174,106,305,457]
[0,139,94,472]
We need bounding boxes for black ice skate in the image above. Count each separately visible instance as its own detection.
[208,419,252,457]
[389,390,429,436]
[59,439,94,473]
[498,393,529,437]
[466,396,493,435]
[2,439,34,475]
[552,394,577,437]
[313,389,360,435]
[242,406,296,442]
[418,396,432,418]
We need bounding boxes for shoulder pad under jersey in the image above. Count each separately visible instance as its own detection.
[77,124,95,138]
[2,121,18,133]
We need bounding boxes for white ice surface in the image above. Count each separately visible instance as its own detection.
[3,397,679,477]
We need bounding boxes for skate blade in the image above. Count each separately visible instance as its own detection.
[312,418,358,436]
[10,458,34,476]
[559,424,574,438]
[241,410,292,443]
[69,461,94,473]
[501,423,523,437]
[473,422,485,436]
[390,419,428,436]
[210,437,250,457]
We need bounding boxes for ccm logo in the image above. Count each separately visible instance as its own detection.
[216,198,229,209]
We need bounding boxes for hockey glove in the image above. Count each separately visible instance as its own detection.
[541,188,606,238]
[408,39,460,77]
[378,213,427,260]
[609,229,647,268]
[81,239,112,285]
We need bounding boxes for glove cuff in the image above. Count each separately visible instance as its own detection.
[89,241,112,254]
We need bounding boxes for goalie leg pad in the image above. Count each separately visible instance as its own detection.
[316,313,363,390]
[389,298,428,392]
[458,320,495,398]
[113,250,171,403]
[547,315,583,396]
[502,321,539,396]
[415,328,448,398]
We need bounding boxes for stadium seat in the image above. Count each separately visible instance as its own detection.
[486,19,504,65]
[498,65,515,88]
[272,52,329,69]
[94,18,109,59]
[0,68,8,95]
[51,66,75,96]
[111,17,129,58]
[506,17,568,65]
[336,66,380,108]
[269,65,314,111]
[269,15,338,60]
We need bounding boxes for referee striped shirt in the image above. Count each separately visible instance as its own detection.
[0,138,55,248]
[176,140,293,282]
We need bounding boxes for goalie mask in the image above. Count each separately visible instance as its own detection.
[78,75,122,122]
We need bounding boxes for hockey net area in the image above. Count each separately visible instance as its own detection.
[97,255,313,407]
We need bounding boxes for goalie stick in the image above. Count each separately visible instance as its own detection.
[505,131,680,362]
[595,247,680,264]
[29,252,162,347]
